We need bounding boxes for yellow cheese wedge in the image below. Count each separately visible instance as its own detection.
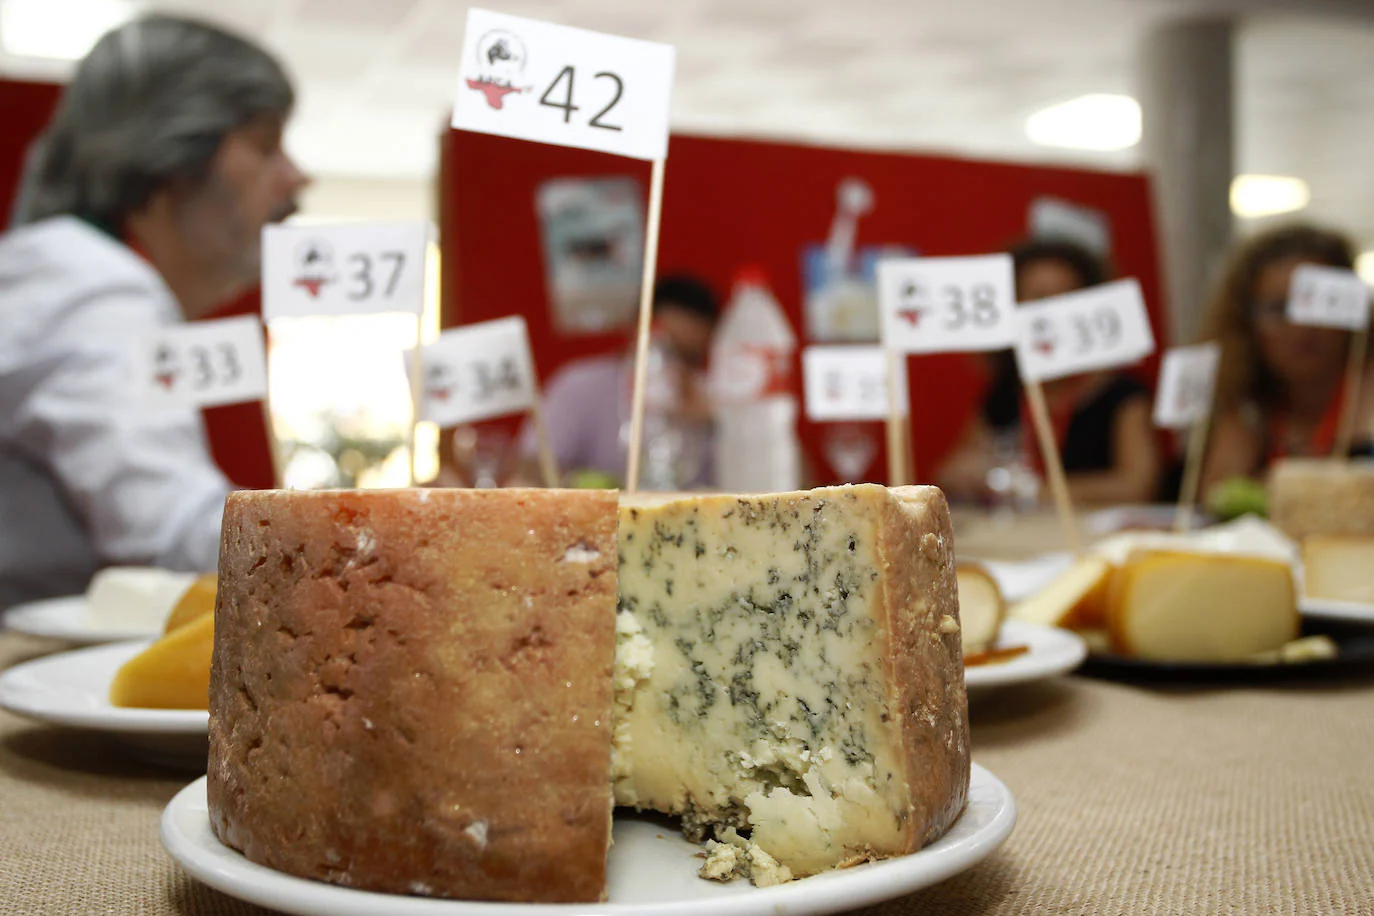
[1303,536,1374,603]
[163,573,217,634]
[109,611,214,709]
[956,562,1005,655]
[1010,556,1113,629]
[1106,551,1297,662]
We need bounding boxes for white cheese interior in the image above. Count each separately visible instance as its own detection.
[955,565,1002,654]
[84,567,197,629]
[612,486,920,877]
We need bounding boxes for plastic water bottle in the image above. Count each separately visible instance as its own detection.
[710,269,801,493]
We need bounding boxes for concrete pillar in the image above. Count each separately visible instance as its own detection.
[1139,18,1236,345]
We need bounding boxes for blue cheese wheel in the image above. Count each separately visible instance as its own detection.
[208,488,618,903]
[613,484,969,880]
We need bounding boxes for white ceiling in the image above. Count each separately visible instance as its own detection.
[4,0,1374,246]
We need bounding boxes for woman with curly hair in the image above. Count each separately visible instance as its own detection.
[1199,224,1373,496]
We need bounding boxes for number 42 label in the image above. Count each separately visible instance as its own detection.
[452,8,675,162]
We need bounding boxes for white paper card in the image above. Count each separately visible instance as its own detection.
[877,254,1018,354]
[1014,278,1156,383]
[452,8,674,162]
[261,222,429,321]
[801,346,908,421]
[1287,264,1371,331]
[137,316,268,410]
[1153,342,1221,429]
[417,317,537,426]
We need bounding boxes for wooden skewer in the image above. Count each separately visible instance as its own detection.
[1023,377,1081,553]
[625,157,667,494]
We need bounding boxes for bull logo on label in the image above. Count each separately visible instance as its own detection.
[426,363,456,403]
[154,344,178,390]
[466,30,528,110]
[293,239,337,298]
[1030,317,1057,357]
[896,279,930,328]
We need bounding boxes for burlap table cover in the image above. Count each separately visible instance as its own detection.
[4,509,1373,913]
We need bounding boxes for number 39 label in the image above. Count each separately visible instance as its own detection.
[261,222,429,321]
[1014,278,1156,383]
[451,8,675,162]
[416,316,538,427]
[877,254,1018,354]
[138,316,268,410]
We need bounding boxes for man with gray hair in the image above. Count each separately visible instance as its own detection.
[0,15,307,610]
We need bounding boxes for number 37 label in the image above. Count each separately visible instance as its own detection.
[261,222,429,321]
[451,8,675,162]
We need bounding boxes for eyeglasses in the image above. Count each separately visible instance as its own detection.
[1247,298,1289,326]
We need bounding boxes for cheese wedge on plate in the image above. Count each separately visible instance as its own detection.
[1106,551,1298,662]
[163,573,217,634]
[956,563,1005,655]
[614,484,969,882]
[1303,536,1374,603]
[85,567,199,631]
[1009,555,1113,630]
[109,611,215,709]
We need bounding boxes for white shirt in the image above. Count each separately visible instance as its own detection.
[0,216,232,609]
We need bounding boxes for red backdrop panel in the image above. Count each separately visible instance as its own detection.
[0,79,61,227]
[441,129,1165,485]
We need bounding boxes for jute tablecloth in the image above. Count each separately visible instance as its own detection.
[4,509,1373,913]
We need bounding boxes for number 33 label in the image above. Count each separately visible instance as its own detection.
[138,316,268,410]
[451,8,675,162]
[261,222,430,321]
[1014,278,1156,382]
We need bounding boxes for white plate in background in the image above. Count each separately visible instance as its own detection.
[1299,596,1374,625]
[0,640,207,767]
[4,596,161,645]
[964,620,1087,690]
[161,763,1015,916]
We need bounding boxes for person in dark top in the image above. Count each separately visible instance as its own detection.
[1198,224,1373,495]
[937,238,1161,506]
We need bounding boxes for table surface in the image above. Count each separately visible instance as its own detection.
[4,510,1374,915]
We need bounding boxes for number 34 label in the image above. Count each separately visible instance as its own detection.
[416,317,538,427]
[261,222,429,321]
[138,316,268,410]
[452,8,675,162]
[1014,278,1156,383]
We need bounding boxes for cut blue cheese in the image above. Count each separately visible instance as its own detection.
[613,484,970,885]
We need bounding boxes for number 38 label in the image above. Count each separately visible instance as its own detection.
[138,316,268,410]
[261,222,429,321]
[1014,278,1156,382]
[451,8,675,162]
[877,254,1018,354]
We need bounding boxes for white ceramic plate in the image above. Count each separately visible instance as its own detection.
[1299,596,1374,624]
[4,595,161,644]
[964,620,1087,690]
[0,640,207,766]
[161,764,1014,916]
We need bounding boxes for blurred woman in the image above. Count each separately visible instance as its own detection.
[1199,224,1373,494]
[938,238,1161,506]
